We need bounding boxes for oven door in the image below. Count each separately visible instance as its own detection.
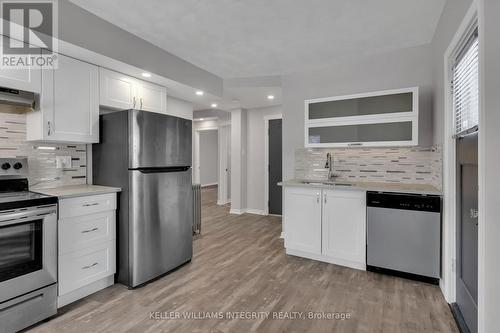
[0,205,57,303]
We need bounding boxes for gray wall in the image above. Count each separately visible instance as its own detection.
[246,105,282,211]
[199,130,218,186]
[281,44,434,179]
[58,0,222,96]
[431,0,474,144]
[480,0,500,330]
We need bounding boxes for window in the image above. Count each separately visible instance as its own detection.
[452,29,479,137]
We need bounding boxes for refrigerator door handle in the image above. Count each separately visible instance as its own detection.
[132,166,191,174]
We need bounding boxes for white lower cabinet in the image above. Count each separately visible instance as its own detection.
[284,186,366,270]
[321,189,366,268]
[284,187,322,255]
[57,193,117,307]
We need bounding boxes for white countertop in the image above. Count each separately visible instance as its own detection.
[32,184,121,199]
[279,179,442,196]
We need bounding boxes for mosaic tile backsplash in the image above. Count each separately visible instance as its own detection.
[295,146,442,190]
[0,113,87,189]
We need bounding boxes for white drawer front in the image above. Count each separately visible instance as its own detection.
[59,193,116,218]
[59,211,116,255]
[59,241,116,296]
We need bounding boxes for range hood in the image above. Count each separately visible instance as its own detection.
[0,86,36,113]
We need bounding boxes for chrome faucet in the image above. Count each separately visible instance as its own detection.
[325,153,335,181]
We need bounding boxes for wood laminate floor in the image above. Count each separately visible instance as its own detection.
[28,187,458,333]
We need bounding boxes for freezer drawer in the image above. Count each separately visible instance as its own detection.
[367,207,441,278]
[128,168,193,287]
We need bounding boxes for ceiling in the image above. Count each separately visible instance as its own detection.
[70,0,445,79]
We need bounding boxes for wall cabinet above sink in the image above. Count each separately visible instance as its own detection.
[305,87,419,148]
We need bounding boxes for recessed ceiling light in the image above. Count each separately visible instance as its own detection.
[267,95,275,100]
[199,118,204,121]
[141,72,152,78]
[211,103,218,108]
[196,90,204,96]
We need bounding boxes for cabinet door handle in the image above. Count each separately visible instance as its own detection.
[348,143,363,147]
[140,98,143,110]
[81,227,99,234]
[83,203,99,207]
[82,262,98,270]
[316,193,320,203]
[133,96,136,108]
[47,121,51,135]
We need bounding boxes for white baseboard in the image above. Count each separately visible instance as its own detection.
[229,208,267,215]
[201,183,218,188]
[285,248,366,271]
[57,275,114,308]
[245,208,267,215]
[280,232,285,239]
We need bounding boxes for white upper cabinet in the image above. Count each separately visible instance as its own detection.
[0,37,41,93]
[99,68,136,110]
[321,189,366,266]
[305,87,419,148]
[99,68,167,114]
[136,80,167,113]
[27,54,99,143]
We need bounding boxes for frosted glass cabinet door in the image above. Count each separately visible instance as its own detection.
[308,92,413,120]
[308,121,413,145]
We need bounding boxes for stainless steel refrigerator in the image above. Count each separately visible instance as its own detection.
[93,110,193,288]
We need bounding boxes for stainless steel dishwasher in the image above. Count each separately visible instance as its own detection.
[366,191,442,284]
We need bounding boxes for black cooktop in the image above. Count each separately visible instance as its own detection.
[0,191,57,210]
[0,179,57,211]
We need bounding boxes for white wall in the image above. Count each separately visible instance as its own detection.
[167,97,193,120]
[246,105,282,212]
[199,130,218,186]
[281,44,434,179]
[431,0,474,144]
[230,109,247,213]
[478,0,500,331]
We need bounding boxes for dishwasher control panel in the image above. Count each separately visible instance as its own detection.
[366,191,441,212]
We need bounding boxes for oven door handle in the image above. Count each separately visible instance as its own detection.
[0,206,57,226]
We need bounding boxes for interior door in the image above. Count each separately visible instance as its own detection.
[268,118,282,215]
[456,132,478,333]
[129,168,193,287]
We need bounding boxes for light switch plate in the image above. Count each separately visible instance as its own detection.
[56,156,72,169]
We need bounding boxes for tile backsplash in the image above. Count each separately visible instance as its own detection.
[0,113,87,189]
[295,146,442,190]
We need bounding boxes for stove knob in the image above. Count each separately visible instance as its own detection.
[13,162,23,170]
[1,162,11,170]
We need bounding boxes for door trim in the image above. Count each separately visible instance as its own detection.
[442,3,478,305]
[264,114,283,215]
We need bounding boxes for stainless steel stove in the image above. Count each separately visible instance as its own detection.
[0,158,58,333]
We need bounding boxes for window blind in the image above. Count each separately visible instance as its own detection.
[452,31,479,137]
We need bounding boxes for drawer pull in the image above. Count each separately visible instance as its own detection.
[82,262,98,270]
[81,227,99,234]
[83,203,99,207]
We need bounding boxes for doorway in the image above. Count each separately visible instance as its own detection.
[264,115,283,215]
[445,20,479,333]
[199,130,218,187]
